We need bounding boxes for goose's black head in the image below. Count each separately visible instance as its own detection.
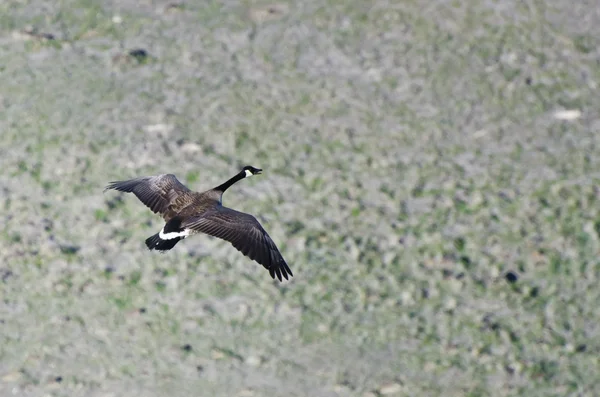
[242,165,262,177]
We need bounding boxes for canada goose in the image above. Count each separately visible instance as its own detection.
[104,166,292,281]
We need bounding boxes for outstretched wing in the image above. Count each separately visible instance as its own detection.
[183,207,293,281]
[105,174,192,220]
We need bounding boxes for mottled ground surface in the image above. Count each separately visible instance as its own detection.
[1,0,599,396]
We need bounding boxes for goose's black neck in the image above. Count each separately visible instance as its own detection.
[213,171,245,193]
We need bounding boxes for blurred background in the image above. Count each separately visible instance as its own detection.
[1,1,599,396]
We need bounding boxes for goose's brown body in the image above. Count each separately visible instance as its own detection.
[104,166,292,281]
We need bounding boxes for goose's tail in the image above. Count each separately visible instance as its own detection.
[145,233,182,251]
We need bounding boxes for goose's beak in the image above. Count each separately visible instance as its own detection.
[255,169,263,175]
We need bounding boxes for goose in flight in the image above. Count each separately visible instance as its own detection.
[104,166,292,281]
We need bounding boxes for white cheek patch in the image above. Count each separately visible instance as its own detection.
[159,228,190,240]
[244,169,253,177]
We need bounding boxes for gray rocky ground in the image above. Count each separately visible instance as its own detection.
[1,1,599,396]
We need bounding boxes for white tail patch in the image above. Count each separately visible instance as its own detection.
[159,228,190,240]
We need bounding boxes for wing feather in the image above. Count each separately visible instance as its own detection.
[183,207,292,281]
[105,174,192,219]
